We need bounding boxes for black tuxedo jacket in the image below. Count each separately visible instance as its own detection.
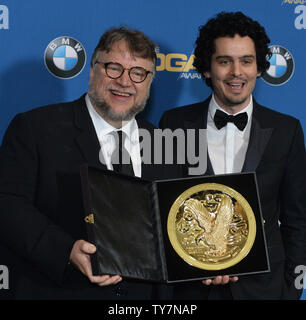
[0,95,174,300]
[159,97,306,299]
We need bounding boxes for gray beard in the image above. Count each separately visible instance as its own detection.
[88,92,148,123]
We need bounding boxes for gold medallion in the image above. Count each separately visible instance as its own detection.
[167,183,256,270]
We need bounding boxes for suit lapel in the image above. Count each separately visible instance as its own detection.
[185,100,213,176]
[242,103,273,172]
[73,96,107,169]
[136,118,156,180]
[184,100,208,131]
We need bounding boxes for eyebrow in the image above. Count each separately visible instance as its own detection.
[215,55,256,60]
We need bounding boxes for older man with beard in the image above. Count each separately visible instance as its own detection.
[0,27,171,300]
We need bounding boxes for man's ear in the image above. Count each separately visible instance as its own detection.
[89,67,94,85]
[203,71,211,78]
[89,66,94,77]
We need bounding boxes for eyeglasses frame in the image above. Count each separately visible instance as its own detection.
[94,61,154,83]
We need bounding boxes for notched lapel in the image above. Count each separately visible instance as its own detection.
[185,107,208,130]
[74,98,106,169]
[75,131,103,168]
[185,102,210,176]
[242,117,273,172]
[137,119,160,180]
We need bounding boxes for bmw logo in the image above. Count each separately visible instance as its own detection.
[262,45,294,86]
[44,36,86,79]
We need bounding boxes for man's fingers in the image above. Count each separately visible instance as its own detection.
[230,276,239,282]
[202,275,239,285]
[212,275,223,285]
[220,275,229,284]
[89,275,122,286]
[203,278,212,285]
[70,240,96,276]
[99,275,122,286]
[70,240,122,287]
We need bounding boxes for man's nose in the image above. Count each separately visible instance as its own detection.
[115,69,132,86]
[231,61,242,77]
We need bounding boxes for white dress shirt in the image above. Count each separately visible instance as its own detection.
[207,94,253,174]
[85,94,142,177]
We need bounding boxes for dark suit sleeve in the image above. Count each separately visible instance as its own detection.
[0,113,75,285]
[159,110,173,130]
[279,120,306,298]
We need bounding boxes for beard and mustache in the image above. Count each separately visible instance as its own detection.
[88,84,149,124]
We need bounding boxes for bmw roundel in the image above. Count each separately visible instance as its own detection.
[262,45,294,86]
[44,36,86,79]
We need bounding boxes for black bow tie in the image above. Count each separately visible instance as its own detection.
[213,109,248,131]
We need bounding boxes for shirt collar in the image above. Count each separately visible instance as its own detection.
[208,93,253,123]
[85,93,138,143]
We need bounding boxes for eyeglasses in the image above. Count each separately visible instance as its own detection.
[95,61,153,83]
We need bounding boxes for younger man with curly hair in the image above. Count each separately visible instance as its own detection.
[160,11,306,300]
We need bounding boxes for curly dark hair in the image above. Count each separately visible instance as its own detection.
[194,11,271,87]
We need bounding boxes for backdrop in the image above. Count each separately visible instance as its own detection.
[0,0,305,299]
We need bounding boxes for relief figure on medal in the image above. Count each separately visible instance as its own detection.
[176,191,249,263]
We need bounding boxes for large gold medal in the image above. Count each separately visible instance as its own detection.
[167,183,256,270]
